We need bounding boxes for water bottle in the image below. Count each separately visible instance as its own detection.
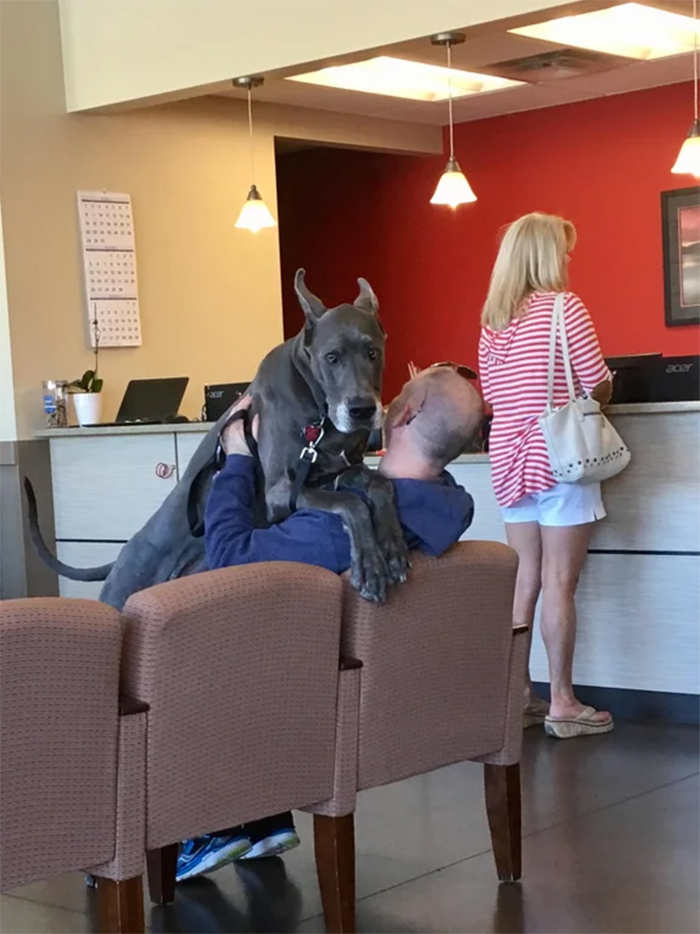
[42,380,69,428]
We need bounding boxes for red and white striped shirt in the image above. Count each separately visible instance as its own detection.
[478,291,611,508]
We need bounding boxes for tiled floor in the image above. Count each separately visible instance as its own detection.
[2,722,698,934]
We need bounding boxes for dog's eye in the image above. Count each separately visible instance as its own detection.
[368,348,379,361]
[325,352,339,365]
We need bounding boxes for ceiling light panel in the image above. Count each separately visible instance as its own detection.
[510,2,700,61]
[286,56,522,102]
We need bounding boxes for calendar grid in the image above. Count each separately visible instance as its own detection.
[77,191,143,347]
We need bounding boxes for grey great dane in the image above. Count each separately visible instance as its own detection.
[26,270,408,607]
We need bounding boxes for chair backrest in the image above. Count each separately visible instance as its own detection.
[120,562,344,849]
[340,541,519,790]
[0,598,122,891]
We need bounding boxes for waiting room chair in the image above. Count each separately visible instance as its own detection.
[307,541,525,933]
[107,562,351,929]
[0,597,148,933]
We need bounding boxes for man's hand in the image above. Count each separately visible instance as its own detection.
[220,394,259,456]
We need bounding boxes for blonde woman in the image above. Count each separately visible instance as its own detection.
[478,213,614,740]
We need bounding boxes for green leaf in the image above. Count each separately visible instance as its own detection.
[91,378,104,393]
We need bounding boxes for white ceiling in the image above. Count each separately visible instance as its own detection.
[216,2,695,127]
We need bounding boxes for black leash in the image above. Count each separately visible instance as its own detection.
[186,408,267,538]
[287,420,325,514]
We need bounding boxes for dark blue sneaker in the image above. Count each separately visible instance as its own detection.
[239,812,300,860]
[176,832,251,882]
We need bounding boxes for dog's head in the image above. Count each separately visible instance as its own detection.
[295,269,385,434]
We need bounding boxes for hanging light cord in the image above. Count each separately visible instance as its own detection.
[694,0,698,123]
[246,85,256,183]
[447,41,455,161]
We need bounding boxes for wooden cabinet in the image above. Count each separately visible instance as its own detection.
[48,428,207,598]
[175,431,208,476]
[51,434,179,541]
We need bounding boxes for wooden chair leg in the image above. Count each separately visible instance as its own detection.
[313,813,356,934]
[484,762,522,882]
[96,875,144,934]
[147,844,178,905]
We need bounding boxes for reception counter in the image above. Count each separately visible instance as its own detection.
[35,402,700,712]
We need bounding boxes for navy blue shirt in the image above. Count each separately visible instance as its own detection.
[205,455,474,573]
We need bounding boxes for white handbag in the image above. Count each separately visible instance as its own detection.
[538,294,630,484]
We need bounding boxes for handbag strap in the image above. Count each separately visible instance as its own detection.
[546,292,576,410]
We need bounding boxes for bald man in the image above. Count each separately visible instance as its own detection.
[176,367,484,882]
[205,367,484,572]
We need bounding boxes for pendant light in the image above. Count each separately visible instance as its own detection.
[234,76,277,232]
[430,32,477,207]
[671,0,700,177]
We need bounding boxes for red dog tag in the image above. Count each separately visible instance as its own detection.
[303,424,322,444]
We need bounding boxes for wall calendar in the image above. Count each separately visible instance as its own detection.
[77,190,142,347]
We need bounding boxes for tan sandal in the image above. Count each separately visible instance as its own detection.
[523,697,550,729]
[544,706,614,739]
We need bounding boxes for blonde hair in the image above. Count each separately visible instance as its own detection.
[481,212,576,331]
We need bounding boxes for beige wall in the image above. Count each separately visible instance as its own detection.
[0,212,17,443]
[1,0,440,440]
[58,0,574,112]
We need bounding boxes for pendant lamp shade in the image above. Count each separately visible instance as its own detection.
[235,184,277,232]
[430,32,476,208]
[671,119,700,178]
[671,0,700,177]
[234,76,277,232]
[430,157,477,207]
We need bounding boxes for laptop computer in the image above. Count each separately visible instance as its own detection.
[92,377,189,426]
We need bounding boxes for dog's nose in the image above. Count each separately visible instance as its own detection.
[348,400,377,422]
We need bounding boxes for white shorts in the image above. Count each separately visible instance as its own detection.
[501,482,606,527]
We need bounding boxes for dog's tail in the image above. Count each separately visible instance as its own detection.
[23,477,115,582]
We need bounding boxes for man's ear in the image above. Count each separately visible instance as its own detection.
[295,269,326,325]
[388,389,425,430]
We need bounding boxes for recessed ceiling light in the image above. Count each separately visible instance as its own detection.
[286,56,522,102]
[510,2,700,61]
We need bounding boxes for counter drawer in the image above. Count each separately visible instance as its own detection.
[529,553,700,694]
[593,413,700,552]
[56,541,124,600]
[176,430,210,476]
[50,435,178,540]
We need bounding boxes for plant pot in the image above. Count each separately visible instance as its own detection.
[72,392,102,427]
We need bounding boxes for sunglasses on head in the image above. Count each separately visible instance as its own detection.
[430,361,478,380]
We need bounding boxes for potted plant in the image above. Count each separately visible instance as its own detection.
[69,368,104,426]
[70,312,104,426]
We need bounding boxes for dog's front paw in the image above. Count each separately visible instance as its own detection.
[350,544,389,604]
[375,518,409,587]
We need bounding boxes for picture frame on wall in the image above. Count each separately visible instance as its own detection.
[661,186,700,327]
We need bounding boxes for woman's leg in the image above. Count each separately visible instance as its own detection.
[540,524,610,721]
[505,522,543,704]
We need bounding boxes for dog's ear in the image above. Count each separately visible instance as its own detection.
[295,269,325,323]
[354,277,379,315]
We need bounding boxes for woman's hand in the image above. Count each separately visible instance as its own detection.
[221,394,260,456]
[590,378,613,407]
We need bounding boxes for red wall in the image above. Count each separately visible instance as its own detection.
[277,83,699,400]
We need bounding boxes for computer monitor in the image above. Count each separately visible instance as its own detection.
[605,354,661,405]
[204,383,251,422]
